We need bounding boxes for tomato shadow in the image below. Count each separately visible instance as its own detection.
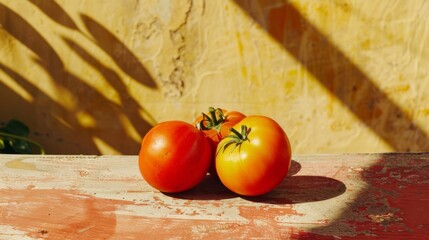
[287,159,301,176]
[237,159,345,204]
[165,160,324,202]
[242,175,346,205]
[162,175,237,201]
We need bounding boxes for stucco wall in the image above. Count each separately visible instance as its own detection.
[1,0,429,154]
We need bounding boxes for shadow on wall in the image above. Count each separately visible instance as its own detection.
[0,3,157,154]
[233,0,429,152]
[232,1,429,238]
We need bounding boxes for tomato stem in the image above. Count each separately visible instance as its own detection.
[209,107,218,125]
[217,125,249,154]
[198,107,226,132]
[229,125,248,141]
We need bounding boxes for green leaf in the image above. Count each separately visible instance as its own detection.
[0,119,45,154]
[0,136,14,153]
[2,119,30,137]
[8,138,32,154]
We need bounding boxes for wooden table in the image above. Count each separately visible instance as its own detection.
[1,153,428,239]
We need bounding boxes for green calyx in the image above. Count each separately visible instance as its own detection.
[218,125,250,154]
[197,107,226,132]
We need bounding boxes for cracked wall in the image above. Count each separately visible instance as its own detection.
[1,0,429,154]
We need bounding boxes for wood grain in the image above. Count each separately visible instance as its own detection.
[1,153,428,239]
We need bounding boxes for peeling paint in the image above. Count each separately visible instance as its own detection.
[1,154,429,238]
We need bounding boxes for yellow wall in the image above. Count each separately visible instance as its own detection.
[1,0,429,154]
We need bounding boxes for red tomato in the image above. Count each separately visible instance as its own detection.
[139,121,212,193]
[194,107,246,174]
[215,116,292,196]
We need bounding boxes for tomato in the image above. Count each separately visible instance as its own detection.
[194,107,246,174]
[215,116,292,196]
[194,107,246,145]
[138,121,212,193]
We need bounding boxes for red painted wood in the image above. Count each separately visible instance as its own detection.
[0,153,428,239]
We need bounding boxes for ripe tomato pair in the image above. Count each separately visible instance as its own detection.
[138,107,292,196]
[138,108,244,193]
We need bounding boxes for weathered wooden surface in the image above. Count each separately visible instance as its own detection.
[0,153,428,239]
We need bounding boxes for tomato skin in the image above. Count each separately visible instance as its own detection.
[215,116,292,196]
[194,108,246,145]
[194,108,246,174]
[138,121,212,193]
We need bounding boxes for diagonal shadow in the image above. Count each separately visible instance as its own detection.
[232,1,429,237]
[28,0,157,90]
[0,3,154,154]
[0,3,64,70]
[0,62,101,154]
[61,36,153,141]
[233,1,429,152]
[80,14,157,89]
[28,0,79,30]
[294,155,429,238]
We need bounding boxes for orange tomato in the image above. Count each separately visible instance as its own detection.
[215,116,291,196]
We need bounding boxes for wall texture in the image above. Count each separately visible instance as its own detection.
[1,0,429,154]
